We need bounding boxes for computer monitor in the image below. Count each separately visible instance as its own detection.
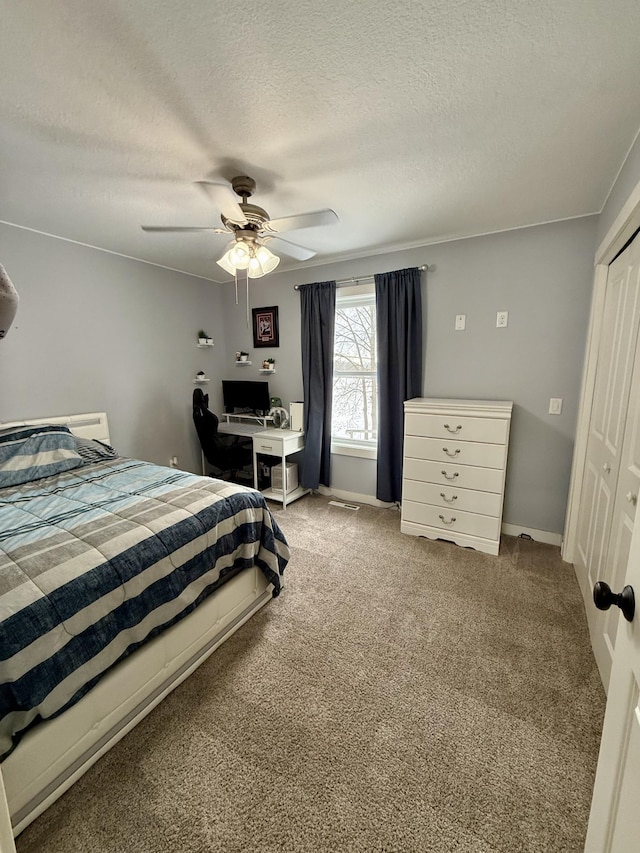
[222,380,271,414]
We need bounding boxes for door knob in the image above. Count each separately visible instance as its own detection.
[626,492,638,506]
[603,463,611,474]
[593,581,635,623]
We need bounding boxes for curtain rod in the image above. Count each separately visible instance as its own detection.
[293,264,429,290]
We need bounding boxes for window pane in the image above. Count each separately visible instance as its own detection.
[332,376,377,442]
[334,303,376,372]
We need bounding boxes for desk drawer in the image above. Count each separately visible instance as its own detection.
[405,413,509,444]
[402,480,502,517]
[404,436,507,469]
[254,438,280,455]
[402,500,501,541]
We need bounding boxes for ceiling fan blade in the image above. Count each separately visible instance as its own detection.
[141,226,224,232]
[196,181,247,224]
[266,235,317,261]
[267,209,338,233]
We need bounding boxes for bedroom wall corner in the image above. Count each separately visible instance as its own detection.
[216,215,598,537]
[0,224,226,474]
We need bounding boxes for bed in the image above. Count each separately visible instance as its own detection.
[0,412,289,837]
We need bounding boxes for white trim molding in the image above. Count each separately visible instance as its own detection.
[563,171,640,564]
[331,442,377,460]
[317,485,395,509]
[502,523,562,547]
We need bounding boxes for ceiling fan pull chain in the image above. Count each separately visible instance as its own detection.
[246,276,250,329]
[234,270,238,305]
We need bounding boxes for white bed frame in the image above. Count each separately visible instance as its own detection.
[0,413,273,837]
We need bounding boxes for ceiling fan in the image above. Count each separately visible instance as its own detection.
[141,175,338,278]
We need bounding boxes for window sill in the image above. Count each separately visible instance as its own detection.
[331,442,377,460]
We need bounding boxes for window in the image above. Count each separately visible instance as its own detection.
[331,282,378,458]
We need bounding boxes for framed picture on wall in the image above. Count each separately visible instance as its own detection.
[252,305,279,348]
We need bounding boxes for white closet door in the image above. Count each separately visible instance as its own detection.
[576,236,640,690]
[584,502,640,852]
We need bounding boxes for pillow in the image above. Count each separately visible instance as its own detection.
[0,424,83,489]
[75,436,119,464]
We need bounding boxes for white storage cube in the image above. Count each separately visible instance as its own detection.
[271,462,298,493]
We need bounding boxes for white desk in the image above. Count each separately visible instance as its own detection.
[252,429,309,509]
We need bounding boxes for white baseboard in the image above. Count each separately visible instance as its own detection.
[317,487,561,544]
[317,486,396,509]
[501,523,562,546]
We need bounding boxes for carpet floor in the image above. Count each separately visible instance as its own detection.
[16,495,605,853]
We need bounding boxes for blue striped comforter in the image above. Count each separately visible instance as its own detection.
[0,458,289,757]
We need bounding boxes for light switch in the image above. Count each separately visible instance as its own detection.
[455,314,466,331]
[549,398,563,415]
[496,311,509,328]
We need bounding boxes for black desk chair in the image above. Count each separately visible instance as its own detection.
[192,389,253,482]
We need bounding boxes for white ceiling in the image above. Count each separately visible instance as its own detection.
[1,0,639,282]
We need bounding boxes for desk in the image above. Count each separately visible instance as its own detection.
[252,429,309,509]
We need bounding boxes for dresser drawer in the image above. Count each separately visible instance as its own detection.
[404,436,507,469]
[402,500,501,541]
[405,413,509,444]
[403,458,504,493]
[402,479,502,517]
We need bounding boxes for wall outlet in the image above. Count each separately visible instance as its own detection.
[548,398,563,415]
[496,311,509,328]
[169,456,178,468]
[455,314,466,331]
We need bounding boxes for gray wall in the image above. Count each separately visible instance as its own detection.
[597,131,640,249]
[1,214,598,535]
[0,224,226,473]
[220,216,597,534]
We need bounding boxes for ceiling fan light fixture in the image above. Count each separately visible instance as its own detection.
[254,244,280,274]
[216,238,280,279]
[229,241,251,267]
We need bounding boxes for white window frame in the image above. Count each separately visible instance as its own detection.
[331,282,378,460]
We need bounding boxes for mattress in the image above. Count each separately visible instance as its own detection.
[0,457,289,758]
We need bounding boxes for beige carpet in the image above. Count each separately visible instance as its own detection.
[16,495,605,853]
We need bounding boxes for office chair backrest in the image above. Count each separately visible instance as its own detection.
[192,388,252,481]
[192,388,222,465]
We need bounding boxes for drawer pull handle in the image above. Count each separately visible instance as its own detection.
[259,445,272,451]
[439,515,457,525]
[444,423,462,434]
[440,492,458,503]
[443,447,460,457]
[441,470,459,480]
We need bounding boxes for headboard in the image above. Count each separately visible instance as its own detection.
[1,412,111,444]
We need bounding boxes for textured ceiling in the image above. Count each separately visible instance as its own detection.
[1,0,640,281]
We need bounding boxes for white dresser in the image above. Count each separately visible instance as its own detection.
[401,398,513,555]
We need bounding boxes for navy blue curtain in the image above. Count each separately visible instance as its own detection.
[299,281,336,489]
[375,268,423,502]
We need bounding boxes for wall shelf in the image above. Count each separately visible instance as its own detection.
[235,361,252,366]
[197,342,215,348]
[193,378,210,384]
[259,368,276,374]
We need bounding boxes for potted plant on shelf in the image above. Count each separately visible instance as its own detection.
[239,351,249,362]
[198,330,213,345]
[195,370,207,382]
[262,357,275,370]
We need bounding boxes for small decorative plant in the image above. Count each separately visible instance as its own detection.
[238,350,249,362]
[262,357,276,369]
[198,330,213,344]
